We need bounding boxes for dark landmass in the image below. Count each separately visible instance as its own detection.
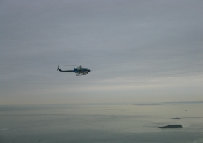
[159,125,183,128]
[171,117,181,119]
[133,103,161,106]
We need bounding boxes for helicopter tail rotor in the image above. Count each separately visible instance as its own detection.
[57,65,60,71]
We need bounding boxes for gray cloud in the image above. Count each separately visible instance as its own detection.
[0,0,203,104]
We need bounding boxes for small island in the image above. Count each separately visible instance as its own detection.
[159,125,183,128]
[171,117,181,119]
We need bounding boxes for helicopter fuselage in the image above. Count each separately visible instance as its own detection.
[57,65,91,76]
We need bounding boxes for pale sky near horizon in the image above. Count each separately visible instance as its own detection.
[0,0,203,104]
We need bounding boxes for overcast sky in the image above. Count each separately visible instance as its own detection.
[0,0,203,104]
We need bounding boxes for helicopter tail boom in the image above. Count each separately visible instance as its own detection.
[57,65,74,72]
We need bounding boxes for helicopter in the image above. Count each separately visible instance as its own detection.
[57,65,91,76]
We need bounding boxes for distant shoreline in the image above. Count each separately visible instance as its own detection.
[0,100,203,106]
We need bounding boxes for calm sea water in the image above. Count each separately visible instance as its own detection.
[0,102,203,143]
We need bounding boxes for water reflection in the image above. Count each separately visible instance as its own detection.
[0,103,203,143]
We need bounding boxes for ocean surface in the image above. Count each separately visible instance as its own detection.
[0,102,203,143]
